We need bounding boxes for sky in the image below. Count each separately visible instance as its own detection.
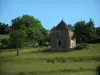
[0,0,100,30]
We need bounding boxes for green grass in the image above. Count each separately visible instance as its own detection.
[0,44,100,75]
[0,35,9,40]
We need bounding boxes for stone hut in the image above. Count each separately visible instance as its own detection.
[50,20,76,51]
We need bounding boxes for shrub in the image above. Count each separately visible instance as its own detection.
[75,43,88,50]
[75,44,83,50]
[96,65,100,75]
[0,38,9,48]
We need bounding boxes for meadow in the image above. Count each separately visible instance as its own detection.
[0,35,9,40]
[0,44,100,75]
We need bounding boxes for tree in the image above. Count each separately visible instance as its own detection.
[11,15,43,30]
[11,14,48,46]
[95,27,100,43]
[74,20,86,43]
[67,24,74,30]
[26,27,41,46]
[26,27,48,46]
[0,22,10,34]
[86,18,96,43]
[73,19,96,43]
[96,27,100,36]
[0,38,9,48]
[9,30,26,56]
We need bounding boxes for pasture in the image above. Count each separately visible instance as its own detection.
[0,44,100,75]
[0,35,9,40]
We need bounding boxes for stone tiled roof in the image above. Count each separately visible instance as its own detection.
[51,19,70,31]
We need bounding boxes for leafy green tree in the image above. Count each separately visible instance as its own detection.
[67,24,74,30]
[44,30,50,46]
[0,22,10,34]
[38,28,48,46]
[74,20,86,43]
[96,27,100,36]
[0,38,9,48]
[73,19,96,43]
[26,27,41,46]
[86,18,96,43]
[11,14,48,46]
[95,27,100,43]
[11,15,43,30]
[9,30,26,56]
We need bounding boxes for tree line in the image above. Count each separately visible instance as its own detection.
[0,15,50,49]
[0,15,100,50]
[73,19,100,44]
[0,23,10,34]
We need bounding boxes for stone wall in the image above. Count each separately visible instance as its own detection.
[68,30,76,48]
[51,29,76,51]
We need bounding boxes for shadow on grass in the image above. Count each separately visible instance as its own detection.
[5,68,95,75]
[31,47,83,54]
[43,56,100,63]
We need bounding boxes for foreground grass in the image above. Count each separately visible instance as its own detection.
[0,44,100,75]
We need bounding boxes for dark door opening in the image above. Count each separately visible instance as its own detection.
[58,40,61,46]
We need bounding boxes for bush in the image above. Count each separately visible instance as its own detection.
[75,44,83,50]
[9,30,26,48]
[96,65,100,75]
[75,43,88,50]
[0,38,9,48]
[82,43,88,48]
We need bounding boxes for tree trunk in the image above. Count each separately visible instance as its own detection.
[17,48,19,56]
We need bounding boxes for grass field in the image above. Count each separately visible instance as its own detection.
[0,35,9,40]
[0,44,100,75]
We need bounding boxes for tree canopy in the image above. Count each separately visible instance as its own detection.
[0,22,10,34]
[11,15,43,30]
[0,14,100,50]
[11,14,50,47]
[73,19,96,43]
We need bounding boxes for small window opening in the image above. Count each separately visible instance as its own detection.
[58,40,61,46]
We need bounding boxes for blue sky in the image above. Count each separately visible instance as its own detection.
[0,0,100,29]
